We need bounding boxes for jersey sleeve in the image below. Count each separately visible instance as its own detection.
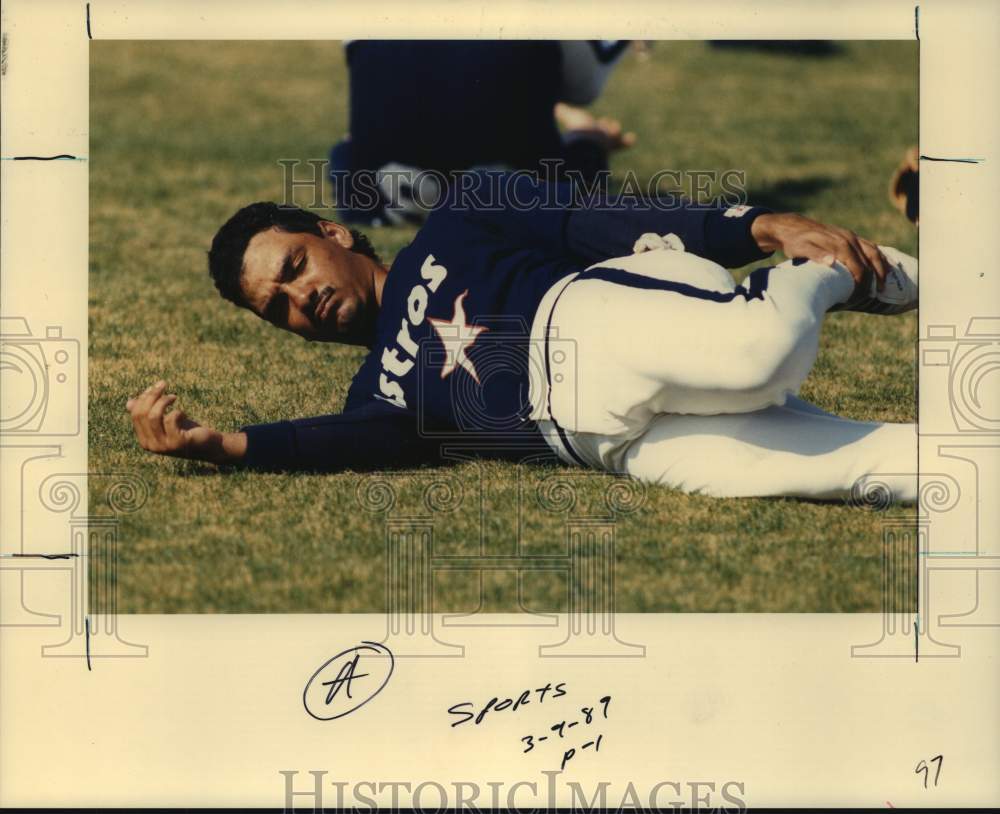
[565,197,773,269]
[239,401,445,472]
[451,173,774,269]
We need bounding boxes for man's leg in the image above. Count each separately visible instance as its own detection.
[616,402,917,501]
[542,246,917,500]
[551,251,861,438]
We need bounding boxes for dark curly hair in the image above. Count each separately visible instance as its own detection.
[207,202,381,308]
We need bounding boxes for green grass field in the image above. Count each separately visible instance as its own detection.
[90,40,918,613]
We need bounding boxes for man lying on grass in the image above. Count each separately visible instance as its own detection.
[127,174,918,501]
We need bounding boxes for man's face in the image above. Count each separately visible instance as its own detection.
[240,221,375,344]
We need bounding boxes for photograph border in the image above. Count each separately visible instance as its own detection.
[2,0,998,808]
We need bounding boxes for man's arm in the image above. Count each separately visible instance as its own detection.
[570,190,894,288]
[126,381,444,472]
[239,402,445,471]
[457,173,891,287]
[749,212,893,289]
[564,194,772,269]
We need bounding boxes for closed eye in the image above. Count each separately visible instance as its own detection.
[262,250,305,324]
[284,249,307,283]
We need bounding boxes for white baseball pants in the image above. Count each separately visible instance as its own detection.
[530,248,917,501]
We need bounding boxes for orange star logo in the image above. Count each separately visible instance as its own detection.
[427,289,488,383]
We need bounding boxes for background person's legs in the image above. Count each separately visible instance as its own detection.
[333,40,632,225]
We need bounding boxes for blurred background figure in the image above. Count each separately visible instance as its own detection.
[330,40,635,225]
[708,40,841,56]
[888,146,919,224]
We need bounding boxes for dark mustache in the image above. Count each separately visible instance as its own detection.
[308,286,336,322]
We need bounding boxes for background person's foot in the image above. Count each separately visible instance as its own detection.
[554,102,637,152]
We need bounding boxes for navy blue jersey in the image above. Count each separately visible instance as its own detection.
[241,175,772,471]
[341,198,579,435]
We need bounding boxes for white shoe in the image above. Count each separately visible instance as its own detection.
[833,245,918,314]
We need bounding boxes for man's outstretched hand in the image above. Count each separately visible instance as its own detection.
[751,212,892,291]
[126,381,247,465]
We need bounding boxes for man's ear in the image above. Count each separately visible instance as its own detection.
[318,219,354,249]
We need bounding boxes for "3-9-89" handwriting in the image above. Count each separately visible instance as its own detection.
[521,695,612,771]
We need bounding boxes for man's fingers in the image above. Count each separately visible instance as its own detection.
[130,405,158,449]
[127,382,202,460]
[846,233,879,283]
[860,239,890,291]
[128,384,160,446]
[148,393,177,423]
[831,235,869,286]
[129,409,150,448]
[126,380,166,422]
[781,218,889,291]
[145,393,177,446]
[127,381,172,452]
[140,379,166,402]
[129,380,167,416]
